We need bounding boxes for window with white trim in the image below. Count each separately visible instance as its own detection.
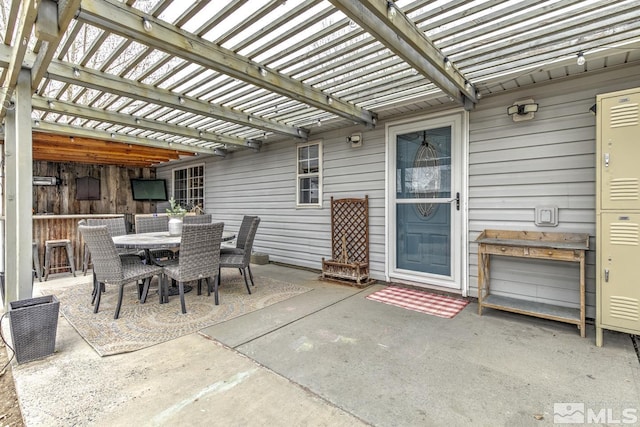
[297,141,322,207]
[173,164,204,210]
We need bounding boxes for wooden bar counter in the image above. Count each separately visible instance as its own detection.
[33,214,124,273]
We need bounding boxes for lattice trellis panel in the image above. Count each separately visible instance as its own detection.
[330,196,369,263]
[322,195,373,286]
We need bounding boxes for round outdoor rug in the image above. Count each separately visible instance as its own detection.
[52,273,310,356]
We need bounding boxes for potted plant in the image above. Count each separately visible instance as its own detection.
[166,197,187,236]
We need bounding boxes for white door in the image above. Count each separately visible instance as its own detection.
[387,112,466,291]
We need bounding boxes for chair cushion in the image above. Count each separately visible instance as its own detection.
[219,253,245,268]
[121,263,163,284]
[120,254,144,265]
[220,247,244,255]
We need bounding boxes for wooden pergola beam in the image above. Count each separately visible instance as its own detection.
[35,148,173,161]
[0,127,199,167]
[29,133,195,167]
[329,0,477,109]
[0,43,307,141]
[44,60,305,140]
[34,147,176,162]
[32,151,168,167]
[0,0,38,120]
[78,0,377,127]
[34,121,219,156]
[31,96,246,149]
[30,0,82,90]
[32,134,192,159]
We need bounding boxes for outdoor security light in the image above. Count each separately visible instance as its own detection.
[507,99,539,122]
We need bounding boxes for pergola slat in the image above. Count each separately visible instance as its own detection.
[77,0,377,127]
[0,0,38,119]
[329,0,476,108]
[31,95,245,149]
[41,58,306,139]
[0,0,637,166]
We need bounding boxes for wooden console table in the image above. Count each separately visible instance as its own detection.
[476,230,589,337]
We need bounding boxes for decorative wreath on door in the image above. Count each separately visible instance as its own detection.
[412,132,440,218]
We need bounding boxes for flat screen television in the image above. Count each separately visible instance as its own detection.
[130,179,168,201]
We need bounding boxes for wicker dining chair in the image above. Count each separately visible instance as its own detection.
[79,218,143,306]
[162,222,224,314]
[134,215,175,261]
[174,214,213,261]
[224,215,257,252]
[219,216,260,294]
[79,225,164,319]
[134,215,169,233]
[183,214,212,224]
[83,217,141,274]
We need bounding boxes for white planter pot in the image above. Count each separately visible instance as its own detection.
[168,217,183,236]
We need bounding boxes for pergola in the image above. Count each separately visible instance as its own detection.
[1,0,639,302]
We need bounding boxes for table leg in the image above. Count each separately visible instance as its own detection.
[579,252,586,338]
[478,247,490,316]
[477,251,483,316]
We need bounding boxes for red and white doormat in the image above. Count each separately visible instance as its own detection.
[366,286,469,318]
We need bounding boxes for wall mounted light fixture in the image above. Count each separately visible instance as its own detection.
[387,1,397,19]
[245,140,262,151]
[142,18,152,32]
[347,132,362,148]
[507,98,538,122]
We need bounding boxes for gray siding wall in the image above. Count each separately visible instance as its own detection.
[156,125,389,280]
[156,65,639,318]
[468,67,639,319]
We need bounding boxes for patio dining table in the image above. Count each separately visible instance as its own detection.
[112,230,235,254]
[112,230,236,299]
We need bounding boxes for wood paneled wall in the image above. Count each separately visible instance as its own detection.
[33,214,124,274]
[33,161,159,215]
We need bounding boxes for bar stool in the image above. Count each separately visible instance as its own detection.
[32,241,42,282]
[44,239,76,281]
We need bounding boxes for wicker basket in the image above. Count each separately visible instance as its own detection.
[9,295,59,364]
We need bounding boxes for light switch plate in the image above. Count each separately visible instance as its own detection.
[535,205,558,227]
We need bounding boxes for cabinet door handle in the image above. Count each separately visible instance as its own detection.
[604,269,609,282]
[604,153,610,168]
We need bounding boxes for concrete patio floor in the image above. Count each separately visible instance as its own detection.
[3,263,640,426]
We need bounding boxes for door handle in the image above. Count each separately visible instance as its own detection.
[604,269,609,282]
[447,193,460,210]
[454,192,460,211]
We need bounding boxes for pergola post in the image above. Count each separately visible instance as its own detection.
[3,68,34,308]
